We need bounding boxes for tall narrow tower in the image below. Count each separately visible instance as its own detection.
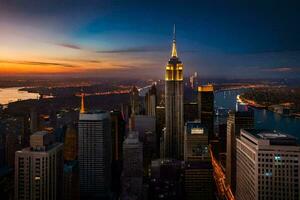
[80,93,85,113]
[164,25,184,159]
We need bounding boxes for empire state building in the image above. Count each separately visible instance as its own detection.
[163,26,184,159]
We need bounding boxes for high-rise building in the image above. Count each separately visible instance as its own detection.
[130,86,141,115]
[63,124,79,200]
[0,166,14,200]
[64,124,78,161]
[225,110,254,194]
[110,110,125,162]
[5,132,20,167]
[184,122,209,161]
[30,107,39,134]
[184,102,198,122]
[164,25,184,159]
[78,111,112,199]
[156,106,165,157]
[121,131,143,199]
[145,84,157,116]
[236,129,300,200]
[3,116,27,167]
[189,72,198,89]
[134,115,156,140]
[64,161,79,200]
[130,114,157,175]
[110,110,125,197]
[197,84,214,141]
[149,159,184,200]
[183,121,214,200]
[14,131,63,200]
[0,138,5,167]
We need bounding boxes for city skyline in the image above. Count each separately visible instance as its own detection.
[1,2,300,199]
[1,0,300,78]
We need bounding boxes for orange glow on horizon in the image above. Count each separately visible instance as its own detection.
[0,63,75,74]
[0,59,140,75]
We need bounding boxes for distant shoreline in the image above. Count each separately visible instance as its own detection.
[239,94,300,119]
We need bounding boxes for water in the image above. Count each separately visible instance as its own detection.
[215,89,300,137]
[0,87,40,105]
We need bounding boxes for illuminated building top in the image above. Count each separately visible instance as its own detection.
[198,84,214,92]
[80,93,85,113]
[165,24,183,81]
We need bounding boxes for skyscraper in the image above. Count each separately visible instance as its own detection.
[226,110,254,194]
[63,124,79,200]
[14,131,63,200]
[63,124,78,161]
[78,111,112,199]
[183,121,214,200]
[5,132,20,167]
[184,122,209,161]
[110,110,125,162]
[149,159,184,199]
[197,84,214,141]
[236,129,300,200]
[64,161,79,200]
[110,110,125,197]
[164,25,184,159]
[156,106,165,157]
[184,102,198,122]
[145,84,157,116]
[132,115,157,172]
[130,86,140,115]
[121,131,143,199]
[30,107,39,134]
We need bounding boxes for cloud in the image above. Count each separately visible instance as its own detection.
[54,58,102,63]
[260,67,299,73]
[96,46,166,54]
[56,43,82,50]
[0,60,79,68]
[55,42,200,55]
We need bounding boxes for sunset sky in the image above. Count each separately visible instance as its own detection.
[1,0,300,78]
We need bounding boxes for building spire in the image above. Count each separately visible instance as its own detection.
[80,92,85,113]
[171,24,177,57]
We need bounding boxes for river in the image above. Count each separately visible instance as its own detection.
[0,87,40,105]
[0,87,299,137]
[215,89,300,137]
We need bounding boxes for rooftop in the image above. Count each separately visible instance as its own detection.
[198,84,214,92]
[82,110,107,114]
[32,131,48,136]
[185,121,207,135]
[124,131,140,145]
[30,131,55,148]
[244,129,298,146]
[79,110,109,121]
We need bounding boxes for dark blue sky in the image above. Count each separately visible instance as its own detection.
[1,0,300,78]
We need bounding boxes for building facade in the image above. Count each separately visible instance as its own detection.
[197,85,214,141]
[78,111,111,199]
[14,131,63,200]
[226,110,254,194]
[236,129,300,200]
[149,159,184,200]
[145,84,157,116]
[183,121,214,200]
[184,102,198,122]
[121,132,143,199]
[63,124,78,161]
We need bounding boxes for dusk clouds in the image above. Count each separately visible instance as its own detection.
[0,0,300,78]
